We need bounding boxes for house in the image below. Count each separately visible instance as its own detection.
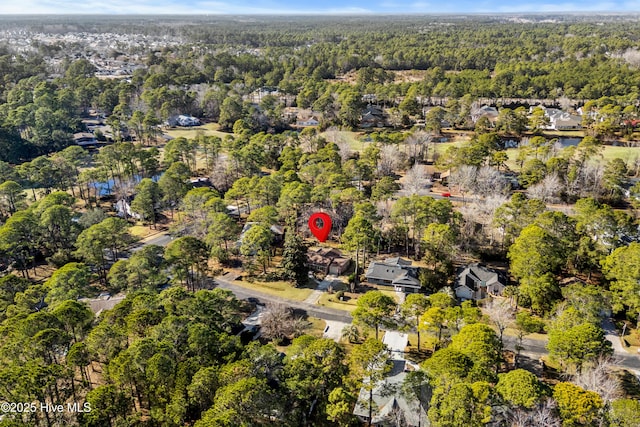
[177,115,201,127]
[307,247,351,275]
[365,258,421,293]
[454,264,506,301]
[471,105,499,124]
[114,199,142,220]
[73,132,97,147]
[550,114,582,130]
[353,359,430,427]
[189,177,212,188]
[236,222,285,249]
[531,106,583,131]
[361,104,386,128]
[166,114,201,127]
[296,116,320,127]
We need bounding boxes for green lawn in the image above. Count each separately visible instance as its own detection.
[306,317,327,338]
[317,292,358,312]
[164,122,233,140]
[600,145,640,163]
[231,279,314,301]
[319,130,365,152]
[316,285,400,312]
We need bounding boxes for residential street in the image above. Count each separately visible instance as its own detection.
[116,233,640,373]
[130,230,173,252]
[214,276,353,323]
[502,335,640,372]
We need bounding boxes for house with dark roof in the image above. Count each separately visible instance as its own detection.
[307,247,351,275]
[353,359,430,427]
[365,258,421,293]
[73,132,97,147]
[454,264,506,301]
[361,104,386,128]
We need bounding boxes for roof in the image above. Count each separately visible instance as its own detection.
[307,247,350,268]
[73,132,95,140]
[456,264,504,292]
[384,257,412,266]
[392,272,421,288]
[366,258,421,289]
[353,360,430,426]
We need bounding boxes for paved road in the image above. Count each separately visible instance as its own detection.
[130,231,173,252]
[503,335,640,371]
[214,276,353,323]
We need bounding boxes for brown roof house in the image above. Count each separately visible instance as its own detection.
[365,258,421,293]
[307,248,351,275]
[454,264,506,301]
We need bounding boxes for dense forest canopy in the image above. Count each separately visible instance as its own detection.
[1,14,640,162]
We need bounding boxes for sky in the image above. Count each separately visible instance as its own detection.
[0,0,637,15]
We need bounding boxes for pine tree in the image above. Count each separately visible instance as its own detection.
[281,230,308,287]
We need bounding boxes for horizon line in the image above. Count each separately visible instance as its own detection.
[1,11,639,16]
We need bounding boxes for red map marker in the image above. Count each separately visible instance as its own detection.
[308,212,332,243]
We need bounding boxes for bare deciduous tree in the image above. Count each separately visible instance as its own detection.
[506,399,561,427]
[459,195,508,247]
[378,144,405,176]
[402,164,431,195]
[529,399,561,427]
[449,165,477,202]
[336,140,353,163]
[474,166,510,198]
[573,356,622,403]
[405,130,433,163]
[485,298,514,347]
[209,157,233,193]
[260,303,309,341]
[527,173,563,204]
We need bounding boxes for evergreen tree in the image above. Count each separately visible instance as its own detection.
[281,230,308,286]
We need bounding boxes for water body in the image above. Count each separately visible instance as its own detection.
[503,136,582,149]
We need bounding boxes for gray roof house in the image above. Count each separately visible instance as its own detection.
[365,258,421,293]
[455,264,506,301]
[353,359,430,427]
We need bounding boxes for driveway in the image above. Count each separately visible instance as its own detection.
[303,274,341,304]
[323,320,350,342]
[602,317,627,354]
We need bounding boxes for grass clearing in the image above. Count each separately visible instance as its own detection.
[317,292,358,312]
[231,279,314,301]
[164,122,233,140]
[315,283,400,312]
[129,225,155,239]
[305,317,327,338]
[600,145,640,163]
